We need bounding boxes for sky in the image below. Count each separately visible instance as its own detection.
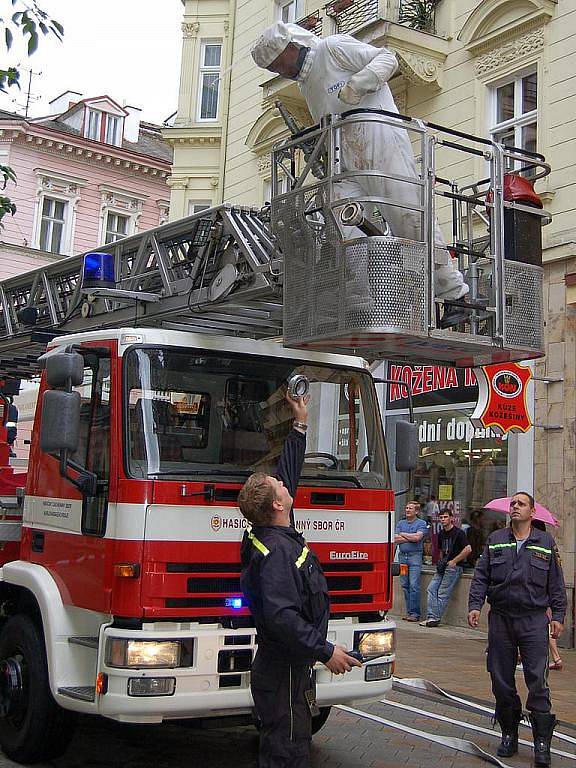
[0,0,183,124]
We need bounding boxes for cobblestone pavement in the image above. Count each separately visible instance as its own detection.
[0,685,573,768]
[0,621,573,768]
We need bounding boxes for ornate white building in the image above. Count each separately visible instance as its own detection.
[165,0,576,643]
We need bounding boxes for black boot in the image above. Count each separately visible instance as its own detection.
[530,712,556,767]
[496,707,522,757]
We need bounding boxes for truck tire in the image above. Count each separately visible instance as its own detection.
[0,614,77,763]
[311,706,331,734]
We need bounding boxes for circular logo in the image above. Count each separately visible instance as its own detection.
[491,370,522,399]
[210,515,221,532]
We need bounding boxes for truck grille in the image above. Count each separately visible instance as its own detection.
[185,575,361,594]
[152,560,384,616]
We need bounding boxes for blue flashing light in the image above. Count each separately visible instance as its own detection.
[82,251,116,289]
[225,597,243,609]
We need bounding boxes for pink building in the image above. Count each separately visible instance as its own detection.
[0,92,172,281]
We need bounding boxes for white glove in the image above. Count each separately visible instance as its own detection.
[338,83,363,106]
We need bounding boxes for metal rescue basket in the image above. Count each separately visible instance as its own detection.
[270,110,550,367]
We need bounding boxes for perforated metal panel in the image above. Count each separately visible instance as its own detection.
[504,261,544,352]
[274,186,427,346]
[274,186,546,363]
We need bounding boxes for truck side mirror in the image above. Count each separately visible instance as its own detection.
[395,420,418,472]
[45,352,84,389]
[40,391,81,453]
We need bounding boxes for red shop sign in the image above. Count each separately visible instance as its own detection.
[471,362,532,435]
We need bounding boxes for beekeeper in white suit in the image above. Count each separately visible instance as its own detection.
[251,21,472,328]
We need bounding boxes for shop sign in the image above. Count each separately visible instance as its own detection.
[471,363,532,435]
[386,364,478,409]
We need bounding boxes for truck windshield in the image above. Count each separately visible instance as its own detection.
[124,347,389,488]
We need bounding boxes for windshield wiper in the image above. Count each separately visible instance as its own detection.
[147,468,252,479]
[301,472,364,489]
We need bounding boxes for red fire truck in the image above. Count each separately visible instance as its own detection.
[0,112,550,762]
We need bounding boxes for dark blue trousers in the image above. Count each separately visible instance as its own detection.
[487,610,550,714]
[251,652,312,768]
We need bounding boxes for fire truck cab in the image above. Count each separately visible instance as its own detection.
[0,328,400,762]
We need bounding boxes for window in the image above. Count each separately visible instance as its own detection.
[490,71,537,173]
[125,347,389,485]
[39,197,67,254]
[263,176,290,204]
[105,114,121,145]
[277,0,302,22]
[98,187,145,243]
[33,171,85,255]
[198,41,222,121]
[187,200,212,216]
[70,350,111,537]
[104,212,129,243]
[87,109,101,140]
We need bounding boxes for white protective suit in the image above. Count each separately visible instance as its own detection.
[252,23,469,301]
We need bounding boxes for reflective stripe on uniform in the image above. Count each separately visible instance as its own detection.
[295,545,310,568]
[248,530,270,556]
[526,545,552,554]
[488,543,516,549]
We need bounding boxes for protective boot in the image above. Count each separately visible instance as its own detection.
[496,707,522,757]
[530,712,556,767]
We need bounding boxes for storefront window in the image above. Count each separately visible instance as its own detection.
[385,365,512,568]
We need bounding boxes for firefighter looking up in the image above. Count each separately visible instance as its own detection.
[239,392,360,768]
[251,21,472,328]
[468,492,567,768]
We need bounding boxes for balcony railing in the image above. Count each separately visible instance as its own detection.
[320,0,438,36]
[297,11,323,36]
[398,0,437,34]
[325,0,378,35]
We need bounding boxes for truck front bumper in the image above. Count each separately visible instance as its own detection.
[94,618,395,723]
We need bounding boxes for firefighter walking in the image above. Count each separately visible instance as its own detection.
[239,392,360,767]
[468,491,567,767]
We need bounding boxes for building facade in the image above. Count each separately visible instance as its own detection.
[166,0,576,644]
[0,92,172,282]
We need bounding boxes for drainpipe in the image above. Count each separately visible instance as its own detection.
[217,0,237,202]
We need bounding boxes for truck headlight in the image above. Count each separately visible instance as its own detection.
[355,630,394,659]
[107,639,182,668]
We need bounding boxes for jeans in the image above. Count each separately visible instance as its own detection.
[426,566,462,621]
[399,551,423,618]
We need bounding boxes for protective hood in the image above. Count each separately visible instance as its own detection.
[251,21,320,68]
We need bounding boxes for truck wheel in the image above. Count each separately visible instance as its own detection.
[0,615,77,763]
[311,706,331,734]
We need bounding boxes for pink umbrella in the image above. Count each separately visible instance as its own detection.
[483,497,559,527]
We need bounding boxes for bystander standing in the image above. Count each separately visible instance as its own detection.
[395,501,428,621]
[468,491,567,767]
[420,508,471,627]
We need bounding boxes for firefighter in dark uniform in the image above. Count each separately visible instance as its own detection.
[239,392,360,768]
[468,491,567,768]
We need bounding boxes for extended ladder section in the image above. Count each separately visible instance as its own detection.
[0,111,552,377]
[271,109,551,367]
[0,206,283,377]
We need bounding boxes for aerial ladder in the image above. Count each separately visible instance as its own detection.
[0,109,551,380]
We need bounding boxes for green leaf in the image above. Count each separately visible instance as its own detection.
[51,19,64,36]
[0,165,17,185]
[5,27,13,49]
[27,32,38,55]
[39,21,47,34]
